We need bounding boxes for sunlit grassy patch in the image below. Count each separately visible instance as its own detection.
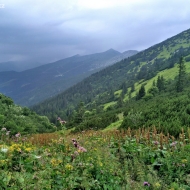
[103,101,117,110]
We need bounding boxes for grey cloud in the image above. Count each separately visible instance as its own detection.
[0,0,190,64]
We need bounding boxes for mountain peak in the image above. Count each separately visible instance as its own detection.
[106,48,121,54]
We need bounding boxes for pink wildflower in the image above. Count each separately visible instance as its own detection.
[71,139,87,153]
[170,141,177,147]
[78,146,87,152]
[57,117,66,124]
[15,133,21,138]
[143,181,150,186]
[153,141,159,145]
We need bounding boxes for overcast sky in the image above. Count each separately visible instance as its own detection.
[0,0,190,64]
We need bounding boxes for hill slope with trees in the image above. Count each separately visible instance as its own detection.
[32,28,190,134]
[0,94,53,135]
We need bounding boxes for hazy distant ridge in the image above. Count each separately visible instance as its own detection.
[0,49,137,106]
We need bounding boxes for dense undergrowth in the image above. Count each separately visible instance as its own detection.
[0,93,54,135]
[1,127,190,189]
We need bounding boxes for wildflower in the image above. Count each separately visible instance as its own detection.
[143,181,150,186]
[78,146,87,153]
[1,147,8,153]
[60,120,66,124]
[65,163,73,170]
[72,139,87,152]
[34,155,41,159]
[51,158,62,167]
[57,117,66,124]
[155,182,161,188]
[181,159,188,163]
[1,127,6,131]
[170,141,177,147]
[25,147,32,152]
[73,142,78,147]
[153,141,159,145]
[0,159,8,166]
[9,143,22,152]
[15,133,21,138]
[6,131,10,135]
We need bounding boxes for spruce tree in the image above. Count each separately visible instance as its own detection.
[176,56,186,92]
[156,75,165,92]
[136,85,146,100]
[121,82,128,95]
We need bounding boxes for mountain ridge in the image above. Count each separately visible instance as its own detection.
[0,49,137,106]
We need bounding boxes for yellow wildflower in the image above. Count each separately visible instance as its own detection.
[181,159,188,163]
[25,147,32,152]
[65,163,73,170]
[0,159,8,166]
[51,158,62,167]
[77,149,82,153]
[9,144,22,152]
[51,139,58,143]
[155,182,161,188]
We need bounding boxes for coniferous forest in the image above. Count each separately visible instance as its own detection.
[30,29,190,137]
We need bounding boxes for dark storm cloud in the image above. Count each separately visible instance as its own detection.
[0,0,190,64]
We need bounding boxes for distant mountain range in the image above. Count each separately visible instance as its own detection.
[0,49,138,106]
[0,60,44,72]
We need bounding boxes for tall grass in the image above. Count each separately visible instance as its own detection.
[0,127,190,189]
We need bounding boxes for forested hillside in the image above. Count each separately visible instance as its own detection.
[32,28,190,135]
[0,94,53,135]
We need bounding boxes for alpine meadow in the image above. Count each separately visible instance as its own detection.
[1,27,190,189]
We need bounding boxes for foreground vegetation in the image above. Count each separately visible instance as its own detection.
[1,127,190,189]
[0,93,54,135]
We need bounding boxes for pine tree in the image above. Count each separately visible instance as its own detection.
[136,85,146,100]
[74,101,85,124]
[176,56,186,92]
[152,80,156,87]
[156,75,165,92]
[121,82,128,95]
